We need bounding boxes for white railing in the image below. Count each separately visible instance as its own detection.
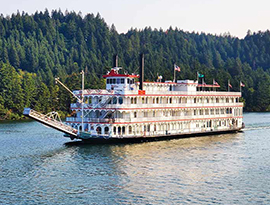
[66,117,115,123]
[65,113,236,124]
[72,88,241,97]
[24,108,78,137]
[70,102,243,110]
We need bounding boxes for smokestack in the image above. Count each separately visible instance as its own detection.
[139,53,144,90]
[114,54,118,67]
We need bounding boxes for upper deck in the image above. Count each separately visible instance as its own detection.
[71,67,242,111]
[74,89,241,97]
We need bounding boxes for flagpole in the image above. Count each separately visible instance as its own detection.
[197,72,199,91]
[173,64,176,82]
[202,78,204,91]
[240,81,242,93]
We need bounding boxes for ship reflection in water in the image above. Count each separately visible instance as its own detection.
[1,113,270,204]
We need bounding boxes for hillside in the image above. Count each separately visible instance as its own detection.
[1,10,270,119]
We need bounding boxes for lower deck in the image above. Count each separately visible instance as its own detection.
[65,127,243,144]
[66,117,243,140]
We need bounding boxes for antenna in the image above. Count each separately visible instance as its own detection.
[81,70,84,132]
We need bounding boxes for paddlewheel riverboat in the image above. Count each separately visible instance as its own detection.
[24,55,244,142]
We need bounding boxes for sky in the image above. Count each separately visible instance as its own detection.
[1,0,269,38]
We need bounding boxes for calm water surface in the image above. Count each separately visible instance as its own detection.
[0,113,270,204]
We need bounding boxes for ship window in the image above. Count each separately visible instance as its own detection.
[169,98,172,104]
[142,97,145,104]
[131,97,134,104]
[121,78,124,84]
[179,98,181,103]
[104,127,109,134]
[226,98,229,103]
[113,127,116,135]
[96,127,102,134]
[127,78,130,84]
[134,112,137,118]
[118,127,121,135]
[118,97,123,104]
[153,98,155,104]
[216,98,219,103]
[146,97,148,104]
[112,79,116,84]
[107,79,109,84]
[129,126,132,134]
[122,126,125,134]
[134,98,137,104]
[194,110,196,115]
[194,98,197,103]
[117,78,121,84]
[109,79,112,84]
[154,124,156,131]
[113,97,117,104]
[143,125,146,132]
[147,125,150,132]
[156,98,159,104]
[144,111,148,117]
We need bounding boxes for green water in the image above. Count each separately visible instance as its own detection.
[0,113,269,204]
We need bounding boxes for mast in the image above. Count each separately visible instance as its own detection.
[139,54,144,90]
[173,64,176,83]
[81,70,84,132]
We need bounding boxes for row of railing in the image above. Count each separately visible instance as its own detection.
[70,102,244,109]
[65,113,237,124]
[72,89,242,96]
[26,109,78,136]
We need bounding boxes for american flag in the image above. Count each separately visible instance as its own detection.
[229,83,232,88]
[174,64,181,72]
[240,82,245,87]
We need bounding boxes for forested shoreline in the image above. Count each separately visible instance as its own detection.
[1,10,270,120]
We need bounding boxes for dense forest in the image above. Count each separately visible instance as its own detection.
[1,10,270,120]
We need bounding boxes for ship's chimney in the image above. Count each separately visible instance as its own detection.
[114,54,118,67]
[139,53,144,90]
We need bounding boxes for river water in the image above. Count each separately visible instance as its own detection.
[0,113,270,204]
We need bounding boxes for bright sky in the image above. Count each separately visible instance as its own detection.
[1,0,269,38]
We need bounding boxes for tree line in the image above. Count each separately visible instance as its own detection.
[1,10,270,119]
